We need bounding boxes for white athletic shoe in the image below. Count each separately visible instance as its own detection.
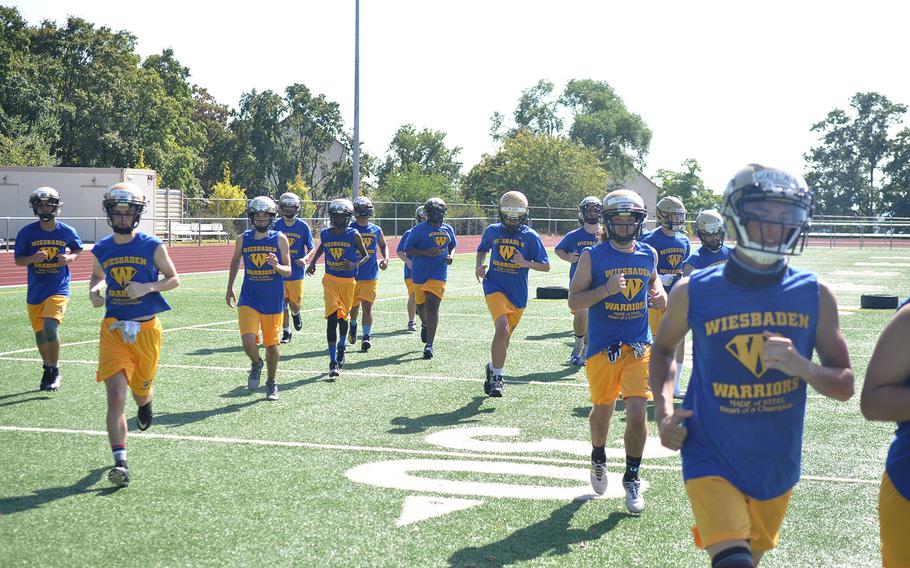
[623,479,645,513]
[590,460,608,495]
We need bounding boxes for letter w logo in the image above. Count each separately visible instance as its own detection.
[328,247,344,261]
[41,247,58,261]
[110,266,137,288]
[362,236,374,249]
[620,278,644,301]
[667,254,683,268]
[434,236,448,247]
[249,253,269,268]
[499,245,516,261]
[725,333,767,378]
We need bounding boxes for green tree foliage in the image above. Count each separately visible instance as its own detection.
[285,162,317,218]
[491,80,564,140]
[193,86,236,194]
[209,162,247,219]
[380,165,456,204]
[805,92,910,216]
[654,159,721,213]
[462,131,609,208]
[377,124,462,188]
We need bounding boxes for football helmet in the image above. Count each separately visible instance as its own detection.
[602,189,646,245]
[424,197,447,224]
[578,195,602,225]
[29,187,62,222]
[103,182,146,234]
[656,196,687,232]
[353,196,374,218]
[278,192,301,218]
[328,198,354,229]
[499,191,529,229]
[248,196,278,232]
[415,205,427,223]
[695,209,725,252]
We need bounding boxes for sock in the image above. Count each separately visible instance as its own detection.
[674,362,685,392]
[363,324,372,337]
[624,455,642,482]
[712,546,753,568]
[573,335,585,354]
[291,309,300,316]
[492,367,504,377]
[283,324,290,332]
[49,366,58,374]
[591,445,606,464]
[112,444,126,464]
[328,344,337,363]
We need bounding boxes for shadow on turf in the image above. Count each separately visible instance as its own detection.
[523,331,572,342]
[0,391,51,408]
[0,467,120,516]
[186,345,247,356]
[572,400,683,422]
[448,501,633,567]
[388,396,494,434]
[511,364,579,384]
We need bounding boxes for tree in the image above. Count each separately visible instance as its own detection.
[491,80,564,140]
[209,162,247,219]
[805,92,909,216]
[193,85,236,194]
[462,131,610,209]
[377,124,462,188]
[285,162,317,218]
[653,159,721,213]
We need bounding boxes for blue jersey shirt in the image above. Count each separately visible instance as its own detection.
[352,222,384,281]
[398,228,414,281]
[321,227,362,279]
[477,223,549,310]
[92,232,171,320]
[555,227,599,282]
[641,229,690,291]
[237,230,284,315]
[274,218,313,281]
[14,221,83,305]
[585,241,657,357]
[684,244,732,273]
[886,298,910,500]
[402,222,457,284]
[682,264,819,499]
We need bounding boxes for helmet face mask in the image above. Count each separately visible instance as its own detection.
[499,191,529,231]
[328,198,354,229]
[656,196,687,232]
[30,187,62,222]
[695,209,725,252]
[278,192,301,219]
[723,165,812,266]
[248,196,278,232]
[353,196,374,219]
[424,198,447,224]
[578,196,602,225]
[415,205,427,224]
[103,183,146,234]
[602,190,646,245]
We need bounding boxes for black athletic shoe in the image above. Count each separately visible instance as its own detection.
[292,312,302,331]
[39,366,51,391]
[329,361,340,378]
[337,345,346,368]
[420,325,428,343]
[490,376,504,398]
[46,367,60,391]
[137,401,153,431]
[361,335,371,353]
[348,322,357,345]
[280,329,292,344]
[423,343,434,359]
[483,363,494,396]
[108,460,130,487]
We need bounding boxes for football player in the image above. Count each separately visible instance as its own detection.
[397,206,428,331]
[347,196,389,352]
[682,209,731,277]
[274,192,314,344]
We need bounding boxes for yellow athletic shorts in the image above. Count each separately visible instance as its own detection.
[404,278,416,297]
[323,273,356,319]
[238,306,282,347]
[284,279,304,307]
[648,306,665,338]
[415,279,446,304]
[96,316,162,397]
[686,476,793,552]
[585,346,652,404]
[485,292,525,332]
[27,295,68,332]
[354,279,378,304]
[880,471,910,568]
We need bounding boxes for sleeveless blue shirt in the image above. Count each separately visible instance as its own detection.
[886,298,910,500]
[237,230,284,315]
[92,232,171,320]
[352,222,383,281]
[321,227,362,279]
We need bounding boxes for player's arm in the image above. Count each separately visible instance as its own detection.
[862,303,910,421]
[682,261,694,277]
[554,248,578,263]
[14,237,47,265]
[268,234,292,278]
[648,266,667,309]
[306,243,325,276]
[763,281,854,401]
[396,243,412,267]
[127,244,180,299]
[353,233,369,267]
[226,236,243,307]
[567,250,623,311]
[650,280,693,450]
[378,231,389,269]
[89,257,106,308]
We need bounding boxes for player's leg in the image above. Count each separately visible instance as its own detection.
[487,315,510,397]
[326,312,340,377]
[104,371,131,487]
[262,313,281,400]
[571,308,587,365]
[622,395,648,513]
[406,279,417,331]
[281,303,292,344]
[585,350,622,495]
[422,293,441,359]
[361,299,374,352]
[287,280,303,331]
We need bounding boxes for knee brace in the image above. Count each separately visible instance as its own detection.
[42,318,60,342]
[34,330,47,345]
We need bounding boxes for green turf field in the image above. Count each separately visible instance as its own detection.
[0,247,905,567]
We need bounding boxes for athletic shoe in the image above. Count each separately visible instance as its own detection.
[39,367,52,391]
[571,353,585,366]
[46,368,61,391]
[292,312,302,331]
[420,325,427,343]
[266,380,279,401]
[329,361,340,378]
[623,479,645,513]
[483,363,494,396]
[361,335,371,353]
[108,461,130,487]
[489,376,504,398]
[247,358,264,391]
[337,345,346,368]
[280,330,292,344]
[137,402,153,431]
[407,320,417,332]
[673,390,686,400]
[423,343,434,359]
[590,460,608,495]
[348,322,357,345]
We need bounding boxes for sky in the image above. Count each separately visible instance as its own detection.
[13,0,910,194]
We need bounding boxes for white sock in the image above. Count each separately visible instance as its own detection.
[573,335,585,354]
[291,309,300,316]
[492,366,504,377]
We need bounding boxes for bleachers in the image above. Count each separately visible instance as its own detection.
[168,222,228,241]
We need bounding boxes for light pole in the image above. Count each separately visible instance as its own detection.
[352,0,361,198]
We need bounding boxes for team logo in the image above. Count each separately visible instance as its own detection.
[725,333,767,378]
[41,247,58,262]
[498,245,516,261]
[620,277,644,301]
[434,236,449,247]
[249,253,269,268]
[287,237,296,248]
[667,254,683,268]
[329,247,345,261]
[110,266,137,288]
[362,236,374,249]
